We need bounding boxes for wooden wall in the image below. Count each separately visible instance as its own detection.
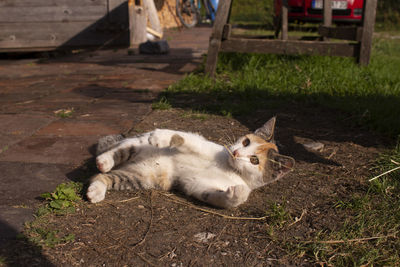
[0,0,130,52]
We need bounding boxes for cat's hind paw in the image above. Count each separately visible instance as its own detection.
[96,153,114,173]
[87,180,107,203]
[225,184,250,208]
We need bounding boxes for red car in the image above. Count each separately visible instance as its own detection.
[275,0,364,24]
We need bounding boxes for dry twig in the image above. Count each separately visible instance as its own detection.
[159,192,267,221]
[303,233,396,244]
[118,196,140,203]
[369,166,400,182]
[131,192,154,248]
[327,148,338,160]
[288,209,307,227]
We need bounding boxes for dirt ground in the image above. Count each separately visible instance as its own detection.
[0,101,389,266]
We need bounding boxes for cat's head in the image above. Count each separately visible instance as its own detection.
[228,117,295,187]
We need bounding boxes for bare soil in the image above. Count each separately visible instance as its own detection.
[0,103,389,266]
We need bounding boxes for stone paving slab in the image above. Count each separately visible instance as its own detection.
[0,26,212,241]
[0,162,72,206]
[0,136,97,165]
[0,162,72,236]
[0,114,55,149]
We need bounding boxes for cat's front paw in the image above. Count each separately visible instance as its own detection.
[148,129,173,148]
[96,153,114,173]
[225,185,250,208]
[87,180,107,203]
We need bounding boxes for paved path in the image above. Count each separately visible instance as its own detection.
[0,26,212,240]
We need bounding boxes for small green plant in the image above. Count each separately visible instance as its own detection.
[54,108,74,118]
[266,202,291,228]
[28,228,75,248]
[152,96,172,110]
[38,182,82,216]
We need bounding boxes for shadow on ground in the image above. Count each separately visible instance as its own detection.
[156,88,393,165]
[0,220,55,267]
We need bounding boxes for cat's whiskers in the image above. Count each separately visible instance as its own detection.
[267,158,295,171]
[236,157,250,162]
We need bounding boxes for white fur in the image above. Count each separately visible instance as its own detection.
[87,180,107,203]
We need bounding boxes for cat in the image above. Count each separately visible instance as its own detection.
[87,117,295,208]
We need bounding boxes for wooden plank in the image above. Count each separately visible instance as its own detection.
[319,26,362,41]
[0,6,107,23]
[0,21,129,50]
[222,24,232,40]
[144,0,163,38]
[209,0,232,41]
[323,0,332,41]
[0,0,107,7]
[281,0,288,40]
[359,0,377,65]
[129,0,147,45]
[205,0,232,77]
[220,38,359,58]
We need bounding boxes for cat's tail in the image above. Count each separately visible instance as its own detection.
[96,134,125,155]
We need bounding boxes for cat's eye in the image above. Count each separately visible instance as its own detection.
[242,138,250,147]
[250,155,259,165]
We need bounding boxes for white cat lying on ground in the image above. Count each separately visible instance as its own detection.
[87,117,295,208]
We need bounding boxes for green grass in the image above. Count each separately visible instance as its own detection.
[152,96,172,110]
[165,37,400,139]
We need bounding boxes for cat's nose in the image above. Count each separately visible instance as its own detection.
[233,150,239,157]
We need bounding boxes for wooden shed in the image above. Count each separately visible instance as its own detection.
[0,0,180,52]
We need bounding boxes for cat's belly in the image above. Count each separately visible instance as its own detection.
[174,155,246,189]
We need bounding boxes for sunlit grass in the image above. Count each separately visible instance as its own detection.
[166,37,400,139]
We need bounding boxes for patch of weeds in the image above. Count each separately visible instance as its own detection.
[21,182,82,248]
[28,228,75,248]
[266,202,291,228]
[152,96,171,110]
[38,182,83,216]
[221,110,232,118]
[54,108,74,118]
[265,202,291,239]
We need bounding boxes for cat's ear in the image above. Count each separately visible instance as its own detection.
[254,116,276,141]
[264,150,295,185]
